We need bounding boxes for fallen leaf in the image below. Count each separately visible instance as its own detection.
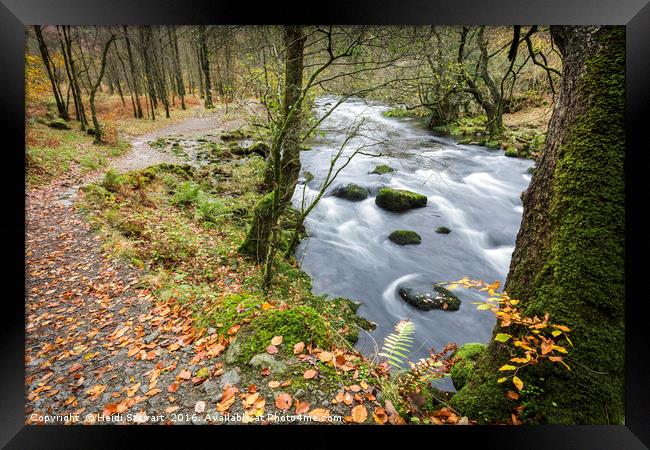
[86,384,106,397]
[318,351,333,362]
[266,345,278,355]
[308,408,331,422]
[195,401,206,413]
[293,342,305,354]
[167,382,180,393]
[294,400,310,414]
[303,369,317,380]
[271,336,283,346]
[275,393,292,410]
[268,380,281,389]
[373,407,389,424]
[351,404,368,423]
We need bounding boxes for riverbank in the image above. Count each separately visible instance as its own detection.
[382,102,552,160]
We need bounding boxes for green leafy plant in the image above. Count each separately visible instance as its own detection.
[379,320,415,373]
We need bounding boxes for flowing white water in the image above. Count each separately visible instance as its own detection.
[292,97,533,388]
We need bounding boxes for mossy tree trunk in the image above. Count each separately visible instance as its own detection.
[451,26,625,424]
[240,26,305,287]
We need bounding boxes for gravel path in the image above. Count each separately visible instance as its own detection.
[25,109,248,425]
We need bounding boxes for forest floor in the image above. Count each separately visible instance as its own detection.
[25,100,426,426]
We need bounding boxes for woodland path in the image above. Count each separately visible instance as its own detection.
[25,108,250,425]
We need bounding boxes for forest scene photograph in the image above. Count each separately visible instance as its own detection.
[24,25,624,426]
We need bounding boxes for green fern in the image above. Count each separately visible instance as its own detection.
[379,320,415,372]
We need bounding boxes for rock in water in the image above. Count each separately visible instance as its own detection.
[435,226,451,234]
[388,230,421,245]
[370,164,395,175]
[398,286,461,311]
[332,183,369,201]
[375,188,427,212]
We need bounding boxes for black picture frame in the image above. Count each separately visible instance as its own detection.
[2,1,648,448]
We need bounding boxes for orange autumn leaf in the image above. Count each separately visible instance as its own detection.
[294,399,310,414]
[227,324,241,335]
[293,342,305,354]
[351,404,368,423]
[216,386,238,413]
[513,376,524,391]
[268,380,281,389]
[308,408,331,422]
[275,393,292,411]
[303,369,317,380]
[86,384,106,397]
[373,407,389,424]
[271,336,283,346]
[177,369,191,380]
[167,382,180,393]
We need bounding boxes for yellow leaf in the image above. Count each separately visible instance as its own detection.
[499,365,517,371]
[497,377,508,383]
[512,376,524,391]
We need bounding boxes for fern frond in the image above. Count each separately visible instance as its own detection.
[380,320,415,372]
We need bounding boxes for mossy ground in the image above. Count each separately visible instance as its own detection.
[433,112,548,160]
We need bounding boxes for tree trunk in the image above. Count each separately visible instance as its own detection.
[199,27,213,108]
[89,34,116,144]
[123,26,143,118]
[451,26,625,425]
[59,26,87,129]
[240,25,305,273]
[34,26,68,120]
[170,26,186,110]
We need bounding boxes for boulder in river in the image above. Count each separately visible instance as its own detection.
[398,285,461,311]
[388,230,421,245]
[375,188,427,212]
[435,226,451,234]
[370,164,395,175]
[332,183,369,201]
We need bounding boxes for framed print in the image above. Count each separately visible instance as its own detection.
[2,0,648,447]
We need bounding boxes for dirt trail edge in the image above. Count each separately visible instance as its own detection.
[25,110,249,425]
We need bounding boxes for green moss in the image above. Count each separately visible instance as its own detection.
[46,118,71,130]
[238,192,275,261]
[235,306,331,363]
[435,226,451,234]
[332,183,369,201]
[388,230,421,245]
[375,188,427,212]
[504,149,518,157]
[450,343,485,390]
[198,293,263,335]
[370,164,395,175]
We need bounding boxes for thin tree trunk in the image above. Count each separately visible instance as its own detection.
[89,34,116,144]
[34,26,68,120]
[198,27,213,108]
[123,26,143,118]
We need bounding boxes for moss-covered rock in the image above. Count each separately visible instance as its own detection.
[450,343,486,390]
[398,285,461,311]
[221,128,253,141]
[332,183,369,201]
[435,226,451,234]
[388,230,421,245]
[234,306,331,363]
[504,149,518,157]
[370,164,395,175]
[46,118,71,130]
[375,188,427,212]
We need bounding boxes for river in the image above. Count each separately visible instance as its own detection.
[292,96,534,387]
